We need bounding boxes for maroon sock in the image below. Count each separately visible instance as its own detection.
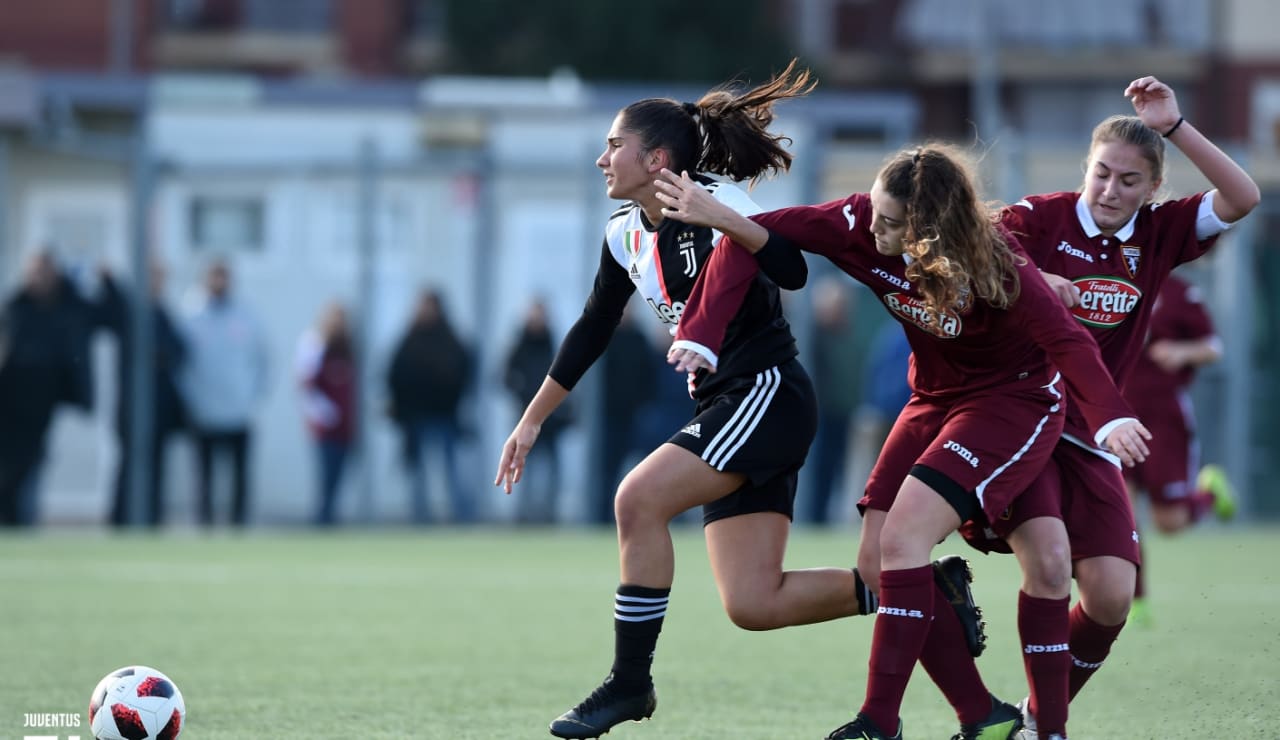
[919,581,990,724]
[861,565,934,732]
[1187,490,1214,523]
[1018,591,1070,736]
[1067,602,1125,700]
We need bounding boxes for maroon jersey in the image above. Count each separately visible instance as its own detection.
[1002,191,1220,445]
[1123,273,1217,400]
[674,193,1133,441]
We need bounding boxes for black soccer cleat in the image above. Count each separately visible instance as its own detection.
[825,713,903,740]
[950,694,1024,740]
[933,554,988,657]
[549,675,657,739]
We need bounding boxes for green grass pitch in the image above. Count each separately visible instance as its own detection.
[1,525,1277,738]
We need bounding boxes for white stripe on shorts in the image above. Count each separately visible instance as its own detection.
[702,367,781,470]
[974,373,1061,507]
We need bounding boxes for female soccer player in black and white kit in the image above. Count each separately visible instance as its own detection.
[494,61,887,739]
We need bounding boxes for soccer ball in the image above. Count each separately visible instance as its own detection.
[88,666,185,740]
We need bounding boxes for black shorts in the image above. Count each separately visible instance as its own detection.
[667,358,817,526]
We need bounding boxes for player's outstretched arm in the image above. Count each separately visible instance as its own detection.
[1126,76,1260,223]
[654,169,770,252]
[494,376,570,494]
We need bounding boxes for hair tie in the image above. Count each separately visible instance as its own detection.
[1162,116,1184,138]
[681,101,699,118]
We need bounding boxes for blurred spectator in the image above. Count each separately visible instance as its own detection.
[387,289,474,524]
[296,302,357,527]
[0,249,100,526]
[178,259,270,527]
[98,262,188,527]
[845,323,912,522]
[503,298,574,524]
[597,301,656,524]
[634,322,695,453]
[632,322,698,526]
[804,276,861,526]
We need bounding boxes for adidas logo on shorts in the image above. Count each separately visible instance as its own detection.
[680,423,702,439]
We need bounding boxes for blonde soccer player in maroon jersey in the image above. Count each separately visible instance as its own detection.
[981,76,1258,738]
[655,143,1150,740]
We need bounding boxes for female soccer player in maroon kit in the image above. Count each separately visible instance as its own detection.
[1123,272,1231,533]
[1123,271,1233,624]
[654,143,1150,740]
[985,75,1258,739]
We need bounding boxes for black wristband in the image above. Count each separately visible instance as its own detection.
[1162,116,1184,138]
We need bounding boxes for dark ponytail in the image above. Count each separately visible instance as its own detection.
[618,58,816,185]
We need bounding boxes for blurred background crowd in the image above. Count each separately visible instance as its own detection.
[0,0,1277,528]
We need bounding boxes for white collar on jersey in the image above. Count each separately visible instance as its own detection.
[1075,194,1138,241]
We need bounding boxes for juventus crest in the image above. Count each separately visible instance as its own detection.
[678,231,697,278]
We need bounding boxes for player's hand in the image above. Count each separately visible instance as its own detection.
[1104,419,1152,468]
[654,168,725,228]
[1124,76,1181,134]
[667,346,716,374]
[1146,339,1185,373]
[494,421,540,494]
[1040,270,1081,307]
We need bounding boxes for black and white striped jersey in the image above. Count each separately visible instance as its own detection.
[548,177,798,400]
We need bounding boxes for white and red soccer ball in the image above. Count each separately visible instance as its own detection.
[88,666,185,740]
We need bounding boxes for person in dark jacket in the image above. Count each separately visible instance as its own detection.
[97,262,188,527]
[597,302,655,524]
[503,298,575,525]
[0,250,99,526]
[387,289,473,524]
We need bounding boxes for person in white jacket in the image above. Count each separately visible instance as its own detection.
[179,259,269,527]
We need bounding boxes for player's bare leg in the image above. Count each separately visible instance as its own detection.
[550,444,738,739]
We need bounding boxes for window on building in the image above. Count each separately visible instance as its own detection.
[160,0,241,30]
[243,0,333,32]
[189,195,265,252]
[405,0,445,39]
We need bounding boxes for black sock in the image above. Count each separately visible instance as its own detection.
[610,584,670,690]
[854,568,879,616]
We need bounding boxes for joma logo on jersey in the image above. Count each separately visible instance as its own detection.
[646,297,685,324]
[1071,276,1141,327]
[1024,642,1069,654]
[873,267,911,291]
[883,293,960,338]
[943,439,980,468]
[843,203,857,230]
[877,605,925,618]
[1055,240,1094,263]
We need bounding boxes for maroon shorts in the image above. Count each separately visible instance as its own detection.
[859,380,1065,526]
[958,455,1061,554]
[961,439,1141,566]
[1124,393,1198,505]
